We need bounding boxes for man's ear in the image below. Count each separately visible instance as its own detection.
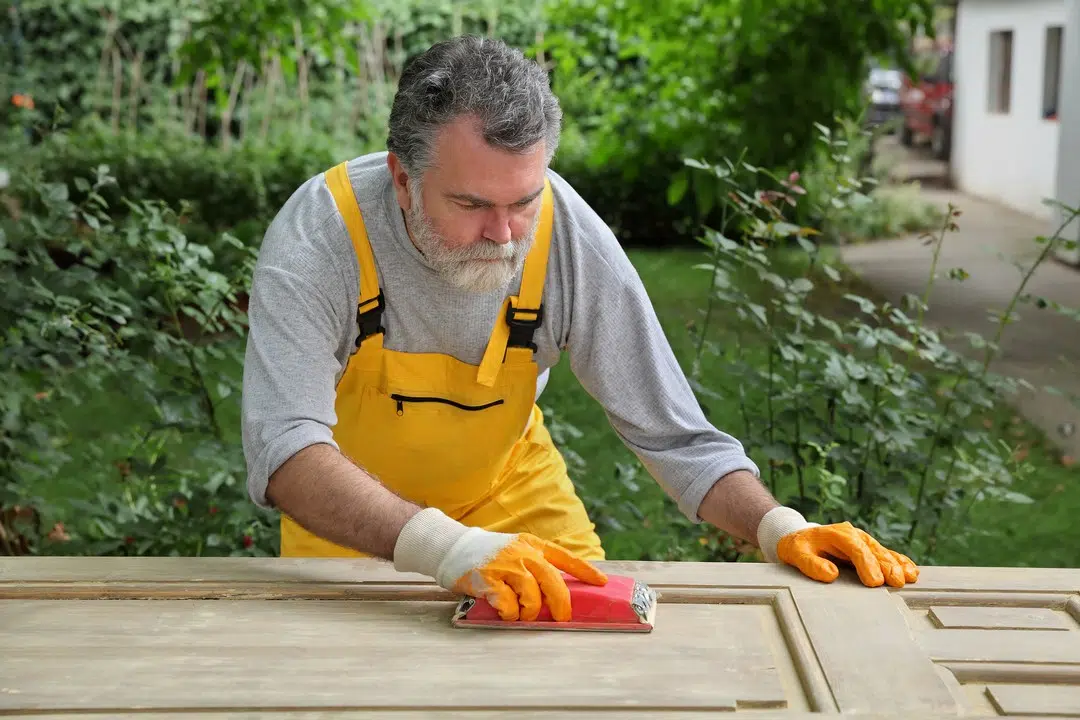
[386,152,412,211]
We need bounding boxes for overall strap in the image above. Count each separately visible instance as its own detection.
[326,162,385,347]
[477,178,554,387]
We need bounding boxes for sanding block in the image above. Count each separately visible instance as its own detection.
[451,573,658,632]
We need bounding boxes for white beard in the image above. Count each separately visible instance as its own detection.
[406,181,539,294]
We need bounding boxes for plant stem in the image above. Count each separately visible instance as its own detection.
[925,479,954,551]
[766,307,777,494]
[842,205,953,531]
[693,205,729,376]
[936,483,983,547]
[793,411,805,499]
[736,329,752,440]
[867,209,954,482]
[853,383,879,501]
[692,150,749,374]
[909,205,1080,543]
[904,208,954,371]
[168,305,222,441]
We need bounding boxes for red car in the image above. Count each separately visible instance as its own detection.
[900,49,954,160]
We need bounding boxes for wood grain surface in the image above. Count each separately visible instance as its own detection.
[2,557,1079,717]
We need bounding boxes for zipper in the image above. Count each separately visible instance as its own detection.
[390,393,505,416]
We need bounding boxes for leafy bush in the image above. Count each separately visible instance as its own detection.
[679,154,1080,563]
[543,0,935,246]
[17,117,343,230]
[2,0,543,137]
[1,135,275,556]
[1,0,180,120]
[768,119,946,244]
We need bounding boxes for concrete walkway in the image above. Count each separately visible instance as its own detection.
[839,188,1080,458]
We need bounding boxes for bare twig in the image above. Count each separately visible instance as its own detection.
[220,60,249,149]
[196,70,208,137]
[452,3,463,36]
[111,47,123,132]
[187,69,206,135]
[392,28,404,81]
[351,34,367,132]
[293,21,310,134]
[260,54,280,142]
[128,50,145,131]
[370,21,388,117]
[240,59,256,143]
[95,12,119,117]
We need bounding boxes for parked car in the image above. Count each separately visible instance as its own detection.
[865,65,904,129]
[899,49,954,160]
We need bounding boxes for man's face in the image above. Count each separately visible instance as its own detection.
[390,116,547,293]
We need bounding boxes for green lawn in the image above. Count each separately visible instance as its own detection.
[34,247,1079,567]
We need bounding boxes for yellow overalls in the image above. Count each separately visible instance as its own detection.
[278,162,605,561]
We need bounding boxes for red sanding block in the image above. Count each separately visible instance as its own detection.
[450,573,658,632]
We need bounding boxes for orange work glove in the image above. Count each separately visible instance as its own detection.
[757,507,919,588]
[393,507,608,621]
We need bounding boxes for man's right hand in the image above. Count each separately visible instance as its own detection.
[393,507,608,622]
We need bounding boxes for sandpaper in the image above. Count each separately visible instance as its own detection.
[450,573,658,632]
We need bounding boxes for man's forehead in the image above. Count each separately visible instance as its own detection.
[423,116,548,203]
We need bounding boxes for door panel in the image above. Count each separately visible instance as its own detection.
[2,557,1079,716]
[895,582,1080,717]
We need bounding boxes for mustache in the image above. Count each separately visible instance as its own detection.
[454,241,517,261]
[440,235,531,264]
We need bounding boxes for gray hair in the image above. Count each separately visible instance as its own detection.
[386,35,562,178]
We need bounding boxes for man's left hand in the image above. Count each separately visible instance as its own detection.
[756,507,919,588]
[777,521,919,588]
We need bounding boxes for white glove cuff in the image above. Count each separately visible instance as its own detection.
[756,506,818,563]
[392,507,470,579]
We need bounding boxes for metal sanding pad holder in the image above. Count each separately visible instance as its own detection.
[450,573,659,632]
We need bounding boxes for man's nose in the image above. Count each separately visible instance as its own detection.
[482,209,514,245]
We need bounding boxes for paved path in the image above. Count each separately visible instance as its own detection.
[840,187,1080,458]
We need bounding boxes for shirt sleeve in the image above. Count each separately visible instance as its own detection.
[556,183,761,522]
[241,224,351,509]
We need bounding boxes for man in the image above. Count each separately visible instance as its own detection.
[241,35,918,623]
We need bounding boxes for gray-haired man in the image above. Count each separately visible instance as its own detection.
[241,35,918,623]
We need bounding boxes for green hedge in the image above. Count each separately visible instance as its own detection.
[20,118,343,228]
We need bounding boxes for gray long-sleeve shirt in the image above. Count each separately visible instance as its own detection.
[241,151,760,521]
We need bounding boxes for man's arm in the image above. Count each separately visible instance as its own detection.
[695,469,820,563]
[265,443,422,559]
[550,173,762,523]
[696,470,780,545]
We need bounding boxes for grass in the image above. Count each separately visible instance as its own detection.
[936,403,1080,568]
[31,246,1080,567]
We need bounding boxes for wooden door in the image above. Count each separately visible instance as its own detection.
[2,557,1079,717]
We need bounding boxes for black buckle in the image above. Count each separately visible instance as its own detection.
[506,302,543,351]
[355,291,386,347]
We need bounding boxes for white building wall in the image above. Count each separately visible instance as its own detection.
[1054,0,1080,264]
[953,0,1064,219]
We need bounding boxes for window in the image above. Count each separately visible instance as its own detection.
[988,29,1013,113]
[1044,26,1064,119]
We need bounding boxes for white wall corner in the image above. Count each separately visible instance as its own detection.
[1054,0,1080,264]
